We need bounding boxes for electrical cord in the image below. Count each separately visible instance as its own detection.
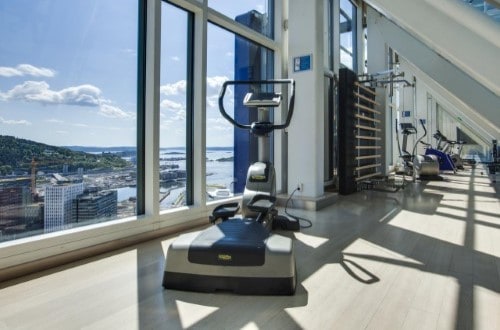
[284,187,313,228]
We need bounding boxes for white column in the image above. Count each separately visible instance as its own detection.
[288,0,325,198]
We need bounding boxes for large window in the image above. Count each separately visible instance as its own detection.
[0,0,138,241]
[208,0,274,38]
[159,2,193,210]
[436,104,490,161]
[206,23,274,199]
[340,0,357,71]
[0,0,281,267]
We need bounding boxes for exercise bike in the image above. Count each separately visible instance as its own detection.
[163,79,298,295]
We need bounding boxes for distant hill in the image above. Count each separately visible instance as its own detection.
[0,135,131,176]
[65,146,137,153]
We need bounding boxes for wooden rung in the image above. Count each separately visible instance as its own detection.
[356,135,381,140]
[355,114,381,123]
[355,172,382,181]
[356,124,381,132]
[354,103,381,114]
[355,155,381,160]
[354,92,380,106]
[355,163,382,171]
[354,82,376,96]
[355,146,381,149]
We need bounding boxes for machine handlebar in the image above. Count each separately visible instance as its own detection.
[419,119,427,138]
[218,79,295,132]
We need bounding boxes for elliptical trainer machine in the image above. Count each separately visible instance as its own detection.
[424,129,456,173]
[163,79,298,295]
[213,79,299,230]
[396,119,440,180]
[433,130,466,170]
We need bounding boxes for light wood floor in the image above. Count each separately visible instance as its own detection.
[1,165,499,329]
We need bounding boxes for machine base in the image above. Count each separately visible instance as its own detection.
[163,271,296,295]
[162,220,296,295]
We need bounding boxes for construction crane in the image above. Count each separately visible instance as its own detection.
[31,157,37,196]
[29,157,70,198]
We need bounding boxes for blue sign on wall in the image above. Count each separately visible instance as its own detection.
[293,54,312,72]
[402,111,411,118]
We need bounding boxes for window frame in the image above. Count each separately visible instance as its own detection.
[0,0,283,273]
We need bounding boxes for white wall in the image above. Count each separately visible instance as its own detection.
[287,0,325,197]
[365,3,500,139]
[364,0,500,98]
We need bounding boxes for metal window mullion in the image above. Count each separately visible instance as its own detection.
[143,0,161,217]
[136,0,147,215]
[207,9,279,52]
[191,6,207,207]
[185,10,195,205]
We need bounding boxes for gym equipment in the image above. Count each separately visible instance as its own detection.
[433,130,465,170]
[424,129,456,173]
[396,119,440,180]
[163,79,297,295]
[338,68,383,195]
[488,139,499,175]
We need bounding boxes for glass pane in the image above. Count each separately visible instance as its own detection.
[208,0,274,38]
[206,23,274,200]
[437,104,490,161]
[341,33,353,54]
[340,0,353,19]
[159,2,191,210]
[340,49,353,69]
[0,0,138,242]
[340,0,356,71]
[462,0,500,23]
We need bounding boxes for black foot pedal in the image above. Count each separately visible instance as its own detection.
[209,202,240,223]
[273,215,300,231]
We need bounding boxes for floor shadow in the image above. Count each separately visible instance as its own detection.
[134,232,308,329]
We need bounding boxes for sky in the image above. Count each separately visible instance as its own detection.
[0,0,270,148]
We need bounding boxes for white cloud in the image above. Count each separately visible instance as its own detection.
[159,76,230,101]
[99,103,131,119]
[0,116,32,125]
[160,99,186,122]
[170,56,180,62]
[206,76,229,95]
[59,84,102,106]
[160,98,184,111]
[160,80,186,96]
[206,94,220,108]
[0,64,56,78]
[206,76,232,108]
[0,80,132,119]
[0,81,101,106]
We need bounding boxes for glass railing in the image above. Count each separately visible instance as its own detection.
[462,0,500,22]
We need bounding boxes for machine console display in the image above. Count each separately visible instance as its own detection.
[243,92,282,107]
